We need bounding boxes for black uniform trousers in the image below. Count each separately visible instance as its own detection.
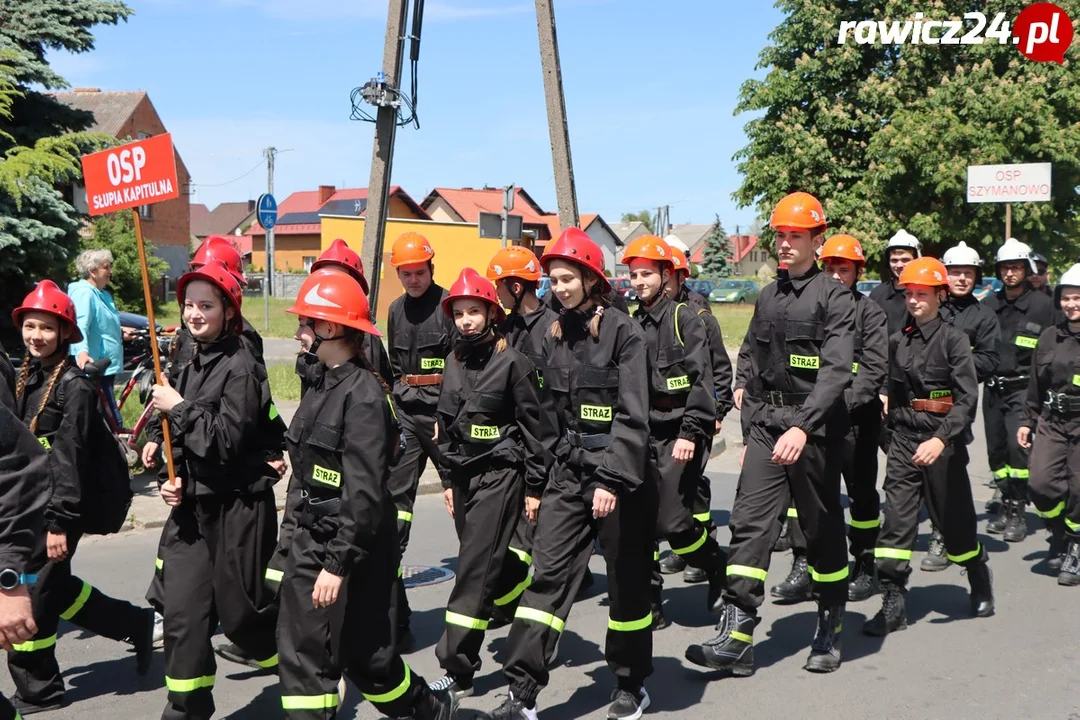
[8,533,144,703]
[158,491,279,720]
[492,511,535,616]
[651,433,725,592]
[984,386,1030,501]
[277,518,430,719]
[503,460,656,707]
[875,433,981,584]
[437,463,525,679]
[725,425,849,613]
[0,695,16,720]
[692,436,717,530]
[387,406,440,633]
[1028,416,1080,533]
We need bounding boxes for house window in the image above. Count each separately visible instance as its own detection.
[139,203,152,220]
[303,256,317,272]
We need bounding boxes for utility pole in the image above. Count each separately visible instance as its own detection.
[360,0,409,317]
[535,0,579,230]
[264,146,276,330]
[501,184,514,248]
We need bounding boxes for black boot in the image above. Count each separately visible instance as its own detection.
[684,603,756,676]
[986,499,1012,535]
[704,546,727,614]
[920,526,950,572]
[965,550,994,617]
[659,552,687,575]
[804,604,844,673]
[651,586,669,630]
[772,518,791,552]
[1058,533,1080,587]
[1004,500,1028,543]
[863,580,907,636]
[770,554,812,603]
[848,553,878,602]
[409,688,457,720]
[1045,517,1067,572]
[985,486,1002,514]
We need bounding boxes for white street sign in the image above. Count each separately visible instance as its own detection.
[967,163,1051,203]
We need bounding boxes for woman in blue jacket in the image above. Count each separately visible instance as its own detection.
[67,248,124,425]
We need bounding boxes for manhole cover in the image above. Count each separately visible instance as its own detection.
[403,565,455,588]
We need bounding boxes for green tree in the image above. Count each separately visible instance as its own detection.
[73,212,168,313]
[732,1,1080,270]
[620,209,655,234]
[701,215,733,278]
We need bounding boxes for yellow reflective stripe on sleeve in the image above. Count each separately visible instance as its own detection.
[445,611,489,631]
[786,507,798,518]
[256,654,279,668]
[808,565,849,583]
[671,528,708,556]
[1010,468,1030,479]
[946,544,981,564]
[155,557,163,570]
[992,466,1010,479]
[849,517,880,530]
[11,634,57,652]
[789,354,820,369]
[1066,519,1080,532]
[265,568,284,583]
[692,512,712,523]
[37,437,51,451]
[1015,336,1038,349]
[282,694,338,710]
[269,403,279,421]
[608,613,653,632]
[730,631,754,644]
[1073,374,1080,387]
[386,396,398,420]
[653,549,660,561]
[851,362,859,374]
[727,565,768,582]
[515,607,565,633]
[165,675,215,692]
[874,548,913,561]
[508,547,532,566]
[397,565,403,578]
[363,662,412,704]
[59,580,92,620]
[674,303,687,347]
[493,574,532,607]
[1036,501,1066,519]
[397,510,413,523]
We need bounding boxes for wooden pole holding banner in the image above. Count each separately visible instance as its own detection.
[131,210,177,486]
[1005,202,1012,239]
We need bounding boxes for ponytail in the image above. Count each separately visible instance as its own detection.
[344,329,393,397]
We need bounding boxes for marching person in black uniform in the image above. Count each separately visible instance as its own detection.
[623,235,725,629]
[8,281,155,714]
[427,268,551,701]
[385,232,456,649]
[657,247,734,586]
[869,230,921,335]
[769,235,888,605]
[275,269,455,720]
[148,262,283,720]
[1018,263,1080,584]
[0,392,51,720]
[686,192,854,676]
[864,257,993,635]
[983,238,1059,542]
[486,247,560,620]
[1031,253,1052,297]
[485,228,656,720]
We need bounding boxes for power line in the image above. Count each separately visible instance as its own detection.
[192,158,266,189]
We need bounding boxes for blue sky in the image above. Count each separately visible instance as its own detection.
[51,0,784,232]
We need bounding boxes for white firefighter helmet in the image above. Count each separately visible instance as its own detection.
[941,241,981,267]
[1058,263,1080,289]
[663,234,690,254]
[886,229,922,257]
[995,237,1037,274]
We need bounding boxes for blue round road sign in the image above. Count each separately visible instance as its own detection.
[257,193,278,230]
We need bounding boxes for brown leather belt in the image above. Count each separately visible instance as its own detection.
[910,398,952,414]
[402,374,443,387]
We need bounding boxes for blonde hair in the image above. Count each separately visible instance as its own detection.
[16,356,67,433]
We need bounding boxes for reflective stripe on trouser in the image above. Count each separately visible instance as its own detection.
[652,435,726,594]
[875,433,980,585]
[983,385,1030,500]
[161,492,279,720]
[723,427,849,614]
[503,461,656,708]
[843,407,882,556]
[436,465,525,680]
[278,511,429,719]
[692,436,715,526]
[1027,419,1080,529]
[9,535,143,706]
[491,513,536,613]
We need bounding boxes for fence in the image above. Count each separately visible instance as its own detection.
[162,272,306,300]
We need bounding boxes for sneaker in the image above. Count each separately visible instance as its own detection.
[428,674,474,701]
[607,687,651,720]
[10,695,69,715]
[488,692,538,720]
[152,611,164,646]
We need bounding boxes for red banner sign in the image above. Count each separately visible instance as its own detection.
[80,133,180,216]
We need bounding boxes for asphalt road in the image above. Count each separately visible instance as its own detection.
[4,431,1079,720]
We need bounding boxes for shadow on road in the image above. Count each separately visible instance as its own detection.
[219,682,281,719]
[906,583,975,626]
[62,650,164,702]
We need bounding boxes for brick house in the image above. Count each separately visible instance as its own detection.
[191,200,257,248]
[53,88,192,277]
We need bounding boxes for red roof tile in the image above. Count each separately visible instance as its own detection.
[246,185,424,235]
[691,234,760,264]
[424,187,549,224]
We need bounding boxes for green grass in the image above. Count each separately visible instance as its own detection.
[153,297,299,339]
[711,303,754,350]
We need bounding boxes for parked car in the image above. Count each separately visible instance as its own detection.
[710,279,760,304]
[684,279,716,299]
[856,280,881,294]
[973,277,1002,301]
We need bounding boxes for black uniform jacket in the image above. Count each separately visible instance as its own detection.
[0,402,49,575]
[436,339,553,497]
[982,286,1059,379]
[634,294,715,442]
[295,333,393,398]
[942,293,1001,384]
[738,265,856,439]
[869,279,910,335]
[848,289,888,413]
[161,334,283,497]
[15,358,95,534]
[542,308,650,495]
[499,304,559,381]
[887,316,978,445]
[678,287,734,420]
[387,283,456,411]
[1024,323,1080,429]
[284,359,398,577]
[0,343,15,413]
